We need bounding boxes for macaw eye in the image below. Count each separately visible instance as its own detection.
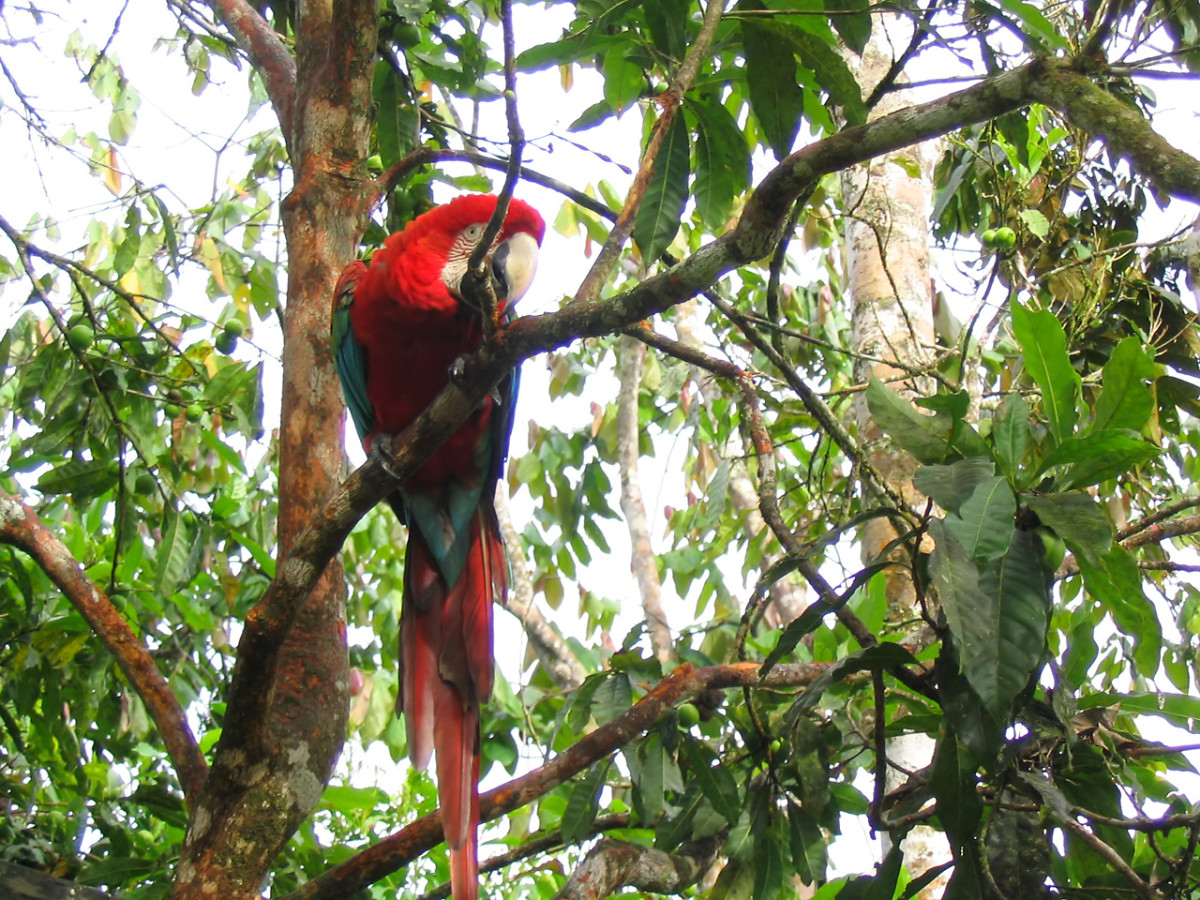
[462,224,485,243]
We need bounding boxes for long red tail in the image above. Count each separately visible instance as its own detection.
[400,508,505,900]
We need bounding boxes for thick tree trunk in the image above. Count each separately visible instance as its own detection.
[174,1,377,896]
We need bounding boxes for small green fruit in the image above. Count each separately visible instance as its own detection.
[164,403,182,419]
[981,229,999,247]
[222,319,245,338]
[184,403,204,423]
[67,323,95,351]
[134,473,156,495]
[215,331,238,354]
[393,23,421,48]
[994,226,1017,250]
[678,703,701,728]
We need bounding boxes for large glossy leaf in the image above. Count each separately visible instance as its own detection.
[932,523,1050,719]
[688,97,751,231]
[561,758,608,842]
[632,113,690,262]
[1021,491,1112,564]
[773,23,867,125]
[866,377,954,463]
[678,736,741,823]
[1092,337,1158,434]
[1076,545,1163,675]
[914,458,997,515]
[1035,429,1160,489]
[991,393,1031,483]
[942,476,1016,561]
[1010,301,1080,445]
[739,7,804,160]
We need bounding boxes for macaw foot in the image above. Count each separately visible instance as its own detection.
[448,355,470,389]
[449,355,503,405]
[369,433,403,481]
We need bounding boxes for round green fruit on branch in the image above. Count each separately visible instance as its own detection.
[993,226,1017,250]
[221,319,245,338]
[215,331,238,355]
[677,702,701,728]
[67,323,95,351]
[184,403,204,423]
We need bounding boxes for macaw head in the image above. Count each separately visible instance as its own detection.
[420,193,546,311]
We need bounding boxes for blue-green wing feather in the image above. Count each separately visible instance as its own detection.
[332,289,375,445]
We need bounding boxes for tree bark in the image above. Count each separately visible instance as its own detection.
[844,21,947,899]
[175,1,377,896]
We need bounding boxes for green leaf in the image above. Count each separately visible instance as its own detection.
[632,113,690,262]
[992,393,1031,483]
[562,758,608,842]
[989,0,1068,50]
[1019,208,1050,239]
[1021,491,1113,564]
[929,731,982,854]
[1078,690,1200,727]
[321,783,390,813]
[35,458,114,499]
[591,671,633,725]
[154,509,193,597]
[914,458,996,515]
[708,858,755,900]
[149,191,179,275]
[778,25,867,125]
[739,11,804,160]
[786,643,920,717]
[1010,301,1080,445]
[602,45,642,115]
[688,97,751,231]
[942,476,1016,561]
[679,736,741,823]
[825,0,872,53]
[1076,545,1162,675]
[1092,337,1157,434]
[932,523,1050,719]
[373,60,417,168]
[1036,429,1160,489]
[865,377,954,463]
[751,807,786,900]
[787,802,826,883]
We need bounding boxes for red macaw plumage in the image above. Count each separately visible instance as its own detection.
[331,194,545,900]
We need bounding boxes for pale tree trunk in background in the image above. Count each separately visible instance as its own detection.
[844,20,950,898]
[616,333,674,664]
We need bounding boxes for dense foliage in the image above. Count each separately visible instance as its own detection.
[2,0,1200,898]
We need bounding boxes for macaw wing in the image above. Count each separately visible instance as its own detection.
[332,261,375,445]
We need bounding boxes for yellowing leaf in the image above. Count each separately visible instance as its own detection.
[199,236,228,293]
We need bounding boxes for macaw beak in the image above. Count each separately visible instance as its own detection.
[491,231,540,304]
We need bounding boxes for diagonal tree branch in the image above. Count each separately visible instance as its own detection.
[205,0,297,140]
[279,660,829,900]
[0,489,207,802]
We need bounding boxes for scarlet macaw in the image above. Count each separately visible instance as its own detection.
[332,194,545,900]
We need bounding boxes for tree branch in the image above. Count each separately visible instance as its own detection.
[205,0,296,140]
[0,489,207,802]
[554,834,722,900]
[279,661,828,900]
[571,0,725,305]
[1028,61,1200,204]
[616,333,673,664]
[495,489,587,689]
